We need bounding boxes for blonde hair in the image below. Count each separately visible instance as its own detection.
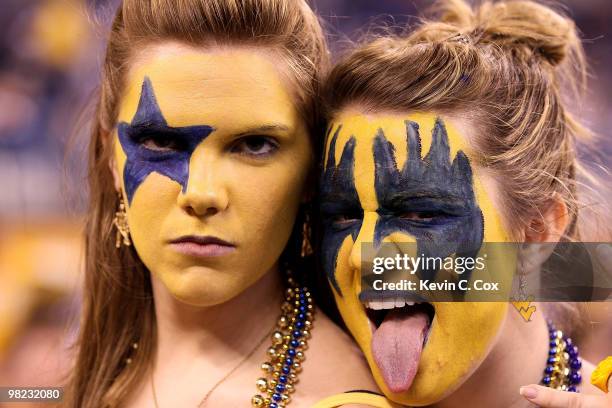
[63,1,328,407]
[325,0,605,242]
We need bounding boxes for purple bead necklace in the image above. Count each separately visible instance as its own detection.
[542,321,582,392]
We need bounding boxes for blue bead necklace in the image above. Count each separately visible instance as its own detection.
[251,269,314,408]
[542,321,582,392]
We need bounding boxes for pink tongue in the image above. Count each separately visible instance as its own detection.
[371,308,429,393]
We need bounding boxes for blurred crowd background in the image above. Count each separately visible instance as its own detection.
[0,0,610,401]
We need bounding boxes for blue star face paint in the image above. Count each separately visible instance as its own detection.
[112,47,312,307]
[117,77,214,204]
[319,111,510,405]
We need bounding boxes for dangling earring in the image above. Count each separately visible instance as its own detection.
[113,192,131,248]
[301,212,313,258]
[511,272,536,322]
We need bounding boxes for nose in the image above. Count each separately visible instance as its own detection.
[177,147,229,217]
[348,211,379,271]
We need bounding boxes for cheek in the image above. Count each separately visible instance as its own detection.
[333,236,357,291]
[407,302,507,403]
[114,142,181,253]
[433,302,507,368]
[333,236,372,343]
[431,303,507,348]
[229,154,309,249]
[473,169,512,242]
[126,173,181,260]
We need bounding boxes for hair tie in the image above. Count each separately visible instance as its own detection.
[448,33,470,44]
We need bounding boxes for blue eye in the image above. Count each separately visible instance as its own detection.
[231,135,279,157]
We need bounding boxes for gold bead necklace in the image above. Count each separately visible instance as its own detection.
[251,274,314,407]
[143,270,313,408]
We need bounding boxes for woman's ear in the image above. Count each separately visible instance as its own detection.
[519,194,569,274]
[103,130,122,192]
[524,193,569,243]
[109,155,122,192]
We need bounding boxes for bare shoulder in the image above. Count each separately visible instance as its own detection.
[580,359,607,396]
[292,308,380,405]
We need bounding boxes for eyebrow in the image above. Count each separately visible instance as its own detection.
[381,191,472,214]
[384,189,465,204]
[319,190,362,207]
[233,124,290,137]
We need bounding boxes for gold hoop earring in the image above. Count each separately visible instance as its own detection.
[301,213,313,258]
[113,192,131,248]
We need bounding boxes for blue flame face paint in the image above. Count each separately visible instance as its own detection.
[320,125,361,294]
[320,117,484,293]
[117,77,214,203]
[319,111,511,405]
[372,118,484,281]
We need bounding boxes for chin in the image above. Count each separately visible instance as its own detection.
[170,290,225,307]
[167,286,244,307]
[363,332,493,407]
[337,287,506,406]
[376,368,468,407]
[157,267,249,307]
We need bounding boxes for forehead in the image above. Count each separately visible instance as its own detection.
[325,111,474,170]
[117,45,298,130]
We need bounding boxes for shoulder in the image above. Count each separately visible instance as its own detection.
[293,308,379,405]
[580,359,608,396]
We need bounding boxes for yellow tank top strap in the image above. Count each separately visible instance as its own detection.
[311,392,402,408]
[591,356,612,393]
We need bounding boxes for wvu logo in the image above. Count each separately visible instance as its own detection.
[511,297,536,322]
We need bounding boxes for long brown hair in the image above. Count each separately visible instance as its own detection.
[323,0,609,333]
[324,0,608,242]
[63,1,328,406]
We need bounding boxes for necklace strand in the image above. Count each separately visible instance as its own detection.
[542,321,582,392]
[150,328,272,408]
[251,272,314,408]
[147,270,313,408]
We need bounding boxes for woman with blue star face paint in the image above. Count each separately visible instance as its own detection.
[317,0,609,407]
[62,1,378,407]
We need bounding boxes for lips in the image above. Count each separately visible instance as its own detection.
[362,294,435,393]
[169,235,235,257]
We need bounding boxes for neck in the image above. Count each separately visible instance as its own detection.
[433,307,549,408]
[151,266,283,366]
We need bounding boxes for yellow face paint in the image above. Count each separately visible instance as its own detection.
[113,46,311,306]
[319,111,511,405]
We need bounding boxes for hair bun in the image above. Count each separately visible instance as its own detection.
[436,0,580,66]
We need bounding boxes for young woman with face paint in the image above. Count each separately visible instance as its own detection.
[62,1,379,407]
[316,0,610,407]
